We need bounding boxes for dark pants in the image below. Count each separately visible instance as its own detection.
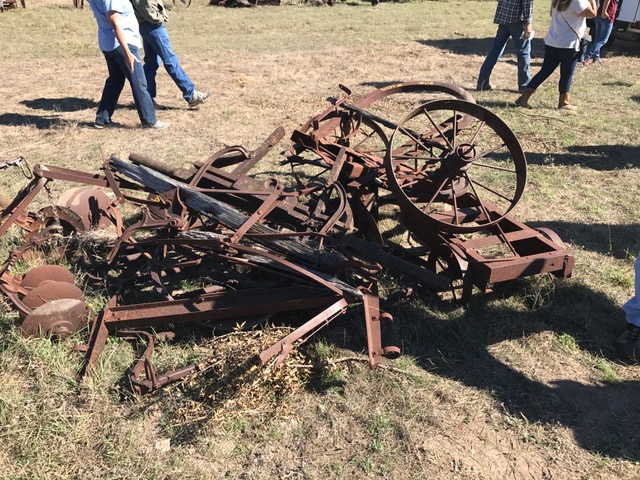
[527,45,580,94]
[96,44,157,127]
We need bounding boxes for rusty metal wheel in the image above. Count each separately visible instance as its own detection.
[385,99,527,235]
[535,227,565,247]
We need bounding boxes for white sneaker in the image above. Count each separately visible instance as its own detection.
[146,120,170,129]
[188,90,211,108]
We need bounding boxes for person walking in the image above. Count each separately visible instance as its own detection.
[515,0,597,110]
[130,0,210,108]
[614,255,640,361]
[88,0,168,128]
[583,0,618,65]
[477,0,535,93]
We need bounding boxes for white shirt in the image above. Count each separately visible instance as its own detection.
[544,0,591,50]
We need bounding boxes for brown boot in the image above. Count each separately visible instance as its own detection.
[515,87,535,108]
[558,93,576,110]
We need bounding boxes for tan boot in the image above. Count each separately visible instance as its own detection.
[515,88,535,109]
[558,93,576,110]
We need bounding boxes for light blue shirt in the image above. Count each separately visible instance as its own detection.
[88,0,141,52]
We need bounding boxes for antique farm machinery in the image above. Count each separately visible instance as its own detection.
[0,81,573,395]
[286,81,574,299]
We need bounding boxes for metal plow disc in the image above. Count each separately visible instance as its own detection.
[21,298,92,340]
[20,265,76,291]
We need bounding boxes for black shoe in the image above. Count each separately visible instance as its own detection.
[94,120,121,129]
[476,83,492,92]
[613,323,640,360]
[152,100,166,111]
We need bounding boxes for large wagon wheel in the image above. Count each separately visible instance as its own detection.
[385,99,526,235]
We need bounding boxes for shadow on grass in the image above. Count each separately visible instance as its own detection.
[526,220,640,259]
[129,264,640,461]
[416,36,547,59]
[526,144,640,170]
[606,38,640,57]
[20,97,98,112]
[0,113,61,129]
[327,279,640,461]
[417,34,640,63]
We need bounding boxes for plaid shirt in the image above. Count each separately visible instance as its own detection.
[493,0,534,25]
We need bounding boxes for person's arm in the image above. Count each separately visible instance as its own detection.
[522,0,534,39]
[106,10,139,72]
[579,0,598,17]
[600,0,612,18]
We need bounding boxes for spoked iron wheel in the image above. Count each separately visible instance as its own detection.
[385,99,527,235]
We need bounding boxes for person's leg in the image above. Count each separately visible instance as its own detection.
[140,22,161,100]
[514,46,561,108]
[591,16,614,61]
[140,22,195,102]
[477,24,510,89]
[112,44,157,126]
[615,256,640,360]
[526,45,561,90]
[557,47,580,94]
[599,20,615,57]
[623,257,640,328]
[506,22,531,91]
[557,47,580,108]
[96,50,126,125]
[584,18,601,61]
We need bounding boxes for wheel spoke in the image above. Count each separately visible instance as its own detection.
[452,110,459,150]
[421,175,451,213]
[420,107,455,151]
[392,154,442,165]
[466,177,514,203]
[398,126,441,155]
[470,142,509,163]
[471,161,517,173]
[462,171,497,222]
[353,129,382,153]
[468,120,486,147]
[452,185,460,226]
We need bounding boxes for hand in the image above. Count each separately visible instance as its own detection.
[601,11,609,19]
[522,23,533,40]
[126,52,141,72]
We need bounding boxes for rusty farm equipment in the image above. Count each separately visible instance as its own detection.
[286,81,574,299]
[0,81,573,395]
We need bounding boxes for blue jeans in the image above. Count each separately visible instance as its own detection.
[585,16,614,61]
[527,45,580,94]
[478,22,531,91]
[97,44,157,127]
[139,22,195,103]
